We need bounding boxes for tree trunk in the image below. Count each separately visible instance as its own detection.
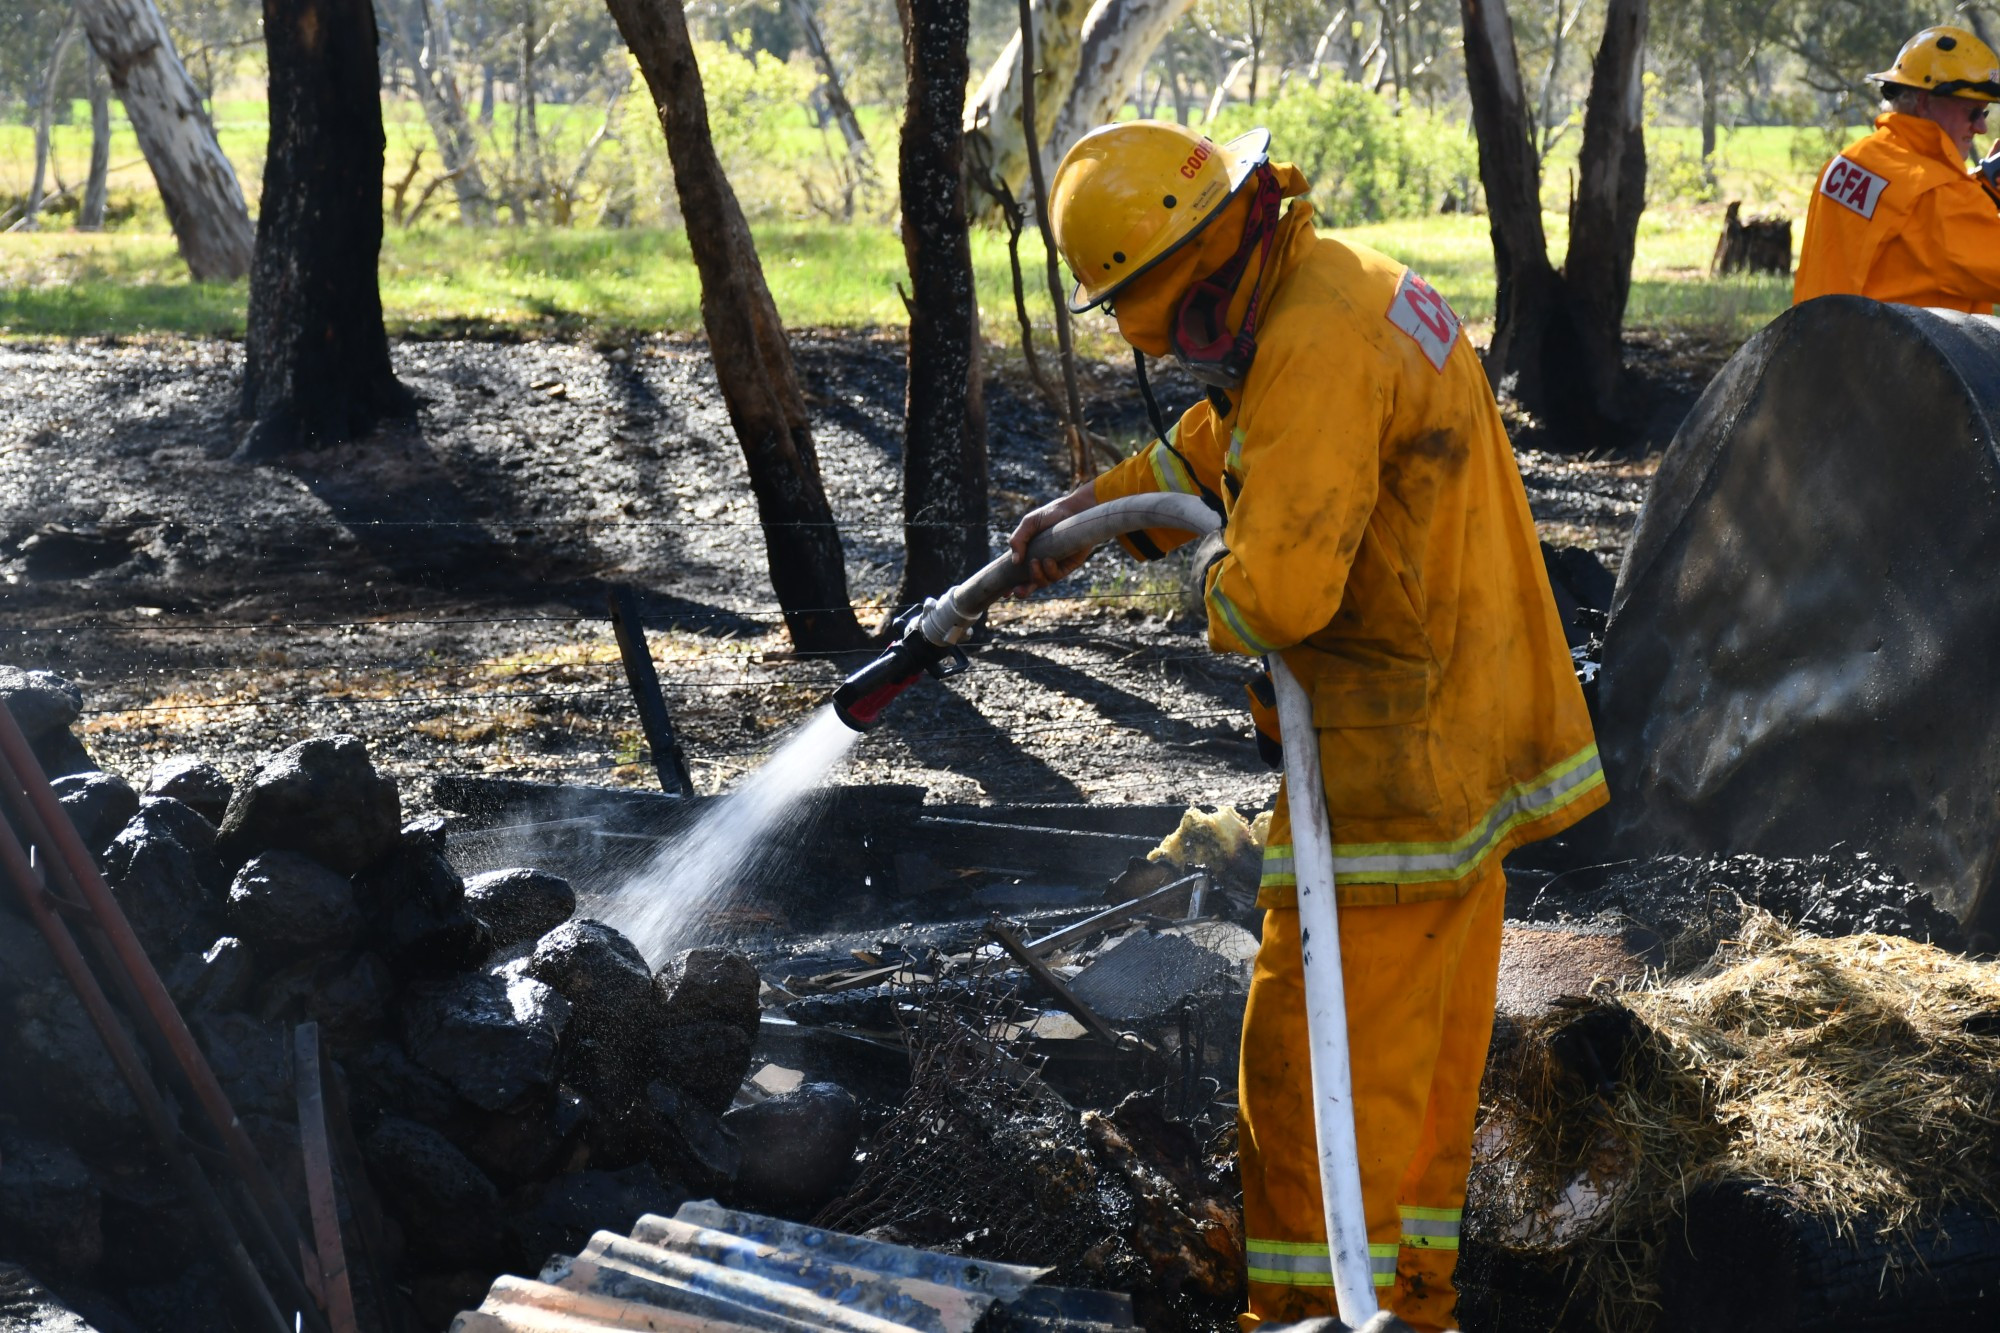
[1458,0,1562,406]
[787,0,869,157]
[604,0,867,653]
[1047,0,1197,165]
[515,0,546,223]
[378,0,494,224]
[80,49,111,230]
[1562,0,1646,426]
[26,16,82,228]
[240,0,414,456]
[74,0,254,279]
[895,0,989,608]
[963,0,1091,207]
[1699,54,1718,161]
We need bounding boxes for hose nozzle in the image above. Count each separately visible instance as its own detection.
[830,601,969,731]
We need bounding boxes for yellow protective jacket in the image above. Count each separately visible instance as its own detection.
[1094,205,1606,909]
[1794,112,2000,313]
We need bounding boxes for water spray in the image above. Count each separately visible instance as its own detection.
[830,492,1224,730]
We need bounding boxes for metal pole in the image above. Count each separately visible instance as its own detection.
[1269,654,1377,1322]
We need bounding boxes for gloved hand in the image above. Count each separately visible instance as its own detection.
[1979,143,2000,195]
[1006,480,1098,597]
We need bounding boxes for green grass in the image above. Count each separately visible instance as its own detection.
[0,203,1796,342]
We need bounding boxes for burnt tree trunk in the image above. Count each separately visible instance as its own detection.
[239,0,414,456]
[605,0,867,652]
[895,0,989,608]
[1459,0,1647,444]
[1563,0,1647,425]
[75,0,254,279]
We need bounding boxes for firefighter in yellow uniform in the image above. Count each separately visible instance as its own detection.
[1795,26,2000,312]
[1007,122,1607,1331]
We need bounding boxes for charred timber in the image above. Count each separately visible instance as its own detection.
[240,0,416,455]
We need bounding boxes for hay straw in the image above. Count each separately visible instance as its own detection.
[1473,912,2000,1330]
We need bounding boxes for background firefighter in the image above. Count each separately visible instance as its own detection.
[1794,25,2000,313]
[1007,121,1606,1331]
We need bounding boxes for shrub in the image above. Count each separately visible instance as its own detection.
[1213,79,1480,225]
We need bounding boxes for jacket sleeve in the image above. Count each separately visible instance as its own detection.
[1202,331,1390,656]
[1090,399,1226,559]
[1922,179,2000,299]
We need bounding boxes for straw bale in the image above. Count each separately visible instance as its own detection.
[1472,913,2000,1330]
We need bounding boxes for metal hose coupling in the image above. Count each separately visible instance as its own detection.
[828,492,1223,733]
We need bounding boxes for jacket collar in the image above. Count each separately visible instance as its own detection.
[1876,111,1970,167]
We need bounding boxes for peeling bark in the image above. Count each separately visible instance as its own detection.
[240,0,414,455]
[605,0,867,652]
[895,0,989,608]
[81,49,111,231]
[74,0,254,280]
[1046,0,1197,165]
[963,0,1090,206]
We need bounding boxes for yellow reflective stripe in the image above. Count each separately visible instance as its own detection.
[1327,745,1605,884]
[1260,843,1296,887]
[1400,1205,1462,1250]
[1145,440,1198,495]
[1243,1240,1399,1288]
[1207,583,1281,654]
[1226,426,1247,474]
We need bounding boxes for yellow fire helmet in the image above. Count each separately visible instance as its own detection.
[1050,120,1271,313]
[1871,25,2000,101]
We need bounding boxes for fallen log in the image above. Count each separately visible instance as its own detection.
[1658,1183,2000,1333]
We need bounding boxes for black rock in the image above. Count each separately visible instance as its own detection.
[102,800,227,961]
[0,909,57,1001]
[654,1021,755,1117]
[33,729,97,779]
[345,1040,463,1129]
[357,826,489,979]
[0,666,82,744]
[362,1115,502,1268]
[0,1128,102,1275]
[504,1164,687,1270]
[215,735,401,874]
[657,947,761,1034]
[226,850,363,958]
[466,868,576,952]
[162,936,258,1017]
[645,1079,740,1193]
[144,757,232,825]
[125,1261,234,1333]
[402,962,570,1112]
[53,771,138,859]
[255,950,393,1052]
[190,1012,292,1118]
[407,1272,495,1333]
[455,1092,575,1188]
[528,919,657,1035]
[723,1082,863,1215]
[1,975,142,1141]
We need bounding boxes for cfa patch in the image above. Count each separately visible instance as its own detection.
[1387,268,1460,372]
[1819,156,1889,220]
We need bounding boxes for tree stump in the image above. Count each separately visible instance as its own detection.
[1658,1183,2000,1332]
[1711,201,1792,277]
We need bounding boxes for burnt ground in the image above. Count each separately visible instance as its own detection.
[0,329,1707,809]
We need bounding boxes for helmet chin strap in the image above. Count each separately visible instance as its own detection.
[1167,165,1284,391]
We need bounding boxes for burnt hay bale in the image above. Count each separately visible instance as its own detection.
[52,771,138,859]
[362,1115,503,1270]
[723,1082,862,1215]
[358,820,489,978]
[402,962,570,1113]
[216,734,401,874]
[144,756,233,825]
[104,798,228,961]
[226,850,364,958]
[466,868,576,953]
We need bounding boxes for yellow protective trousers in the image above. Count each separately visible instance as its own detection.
[1237,855,1506,1332]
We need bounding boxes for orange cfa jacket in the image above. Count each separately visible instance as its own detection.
[1093,200,1605,907]
[1794,112,2000,313]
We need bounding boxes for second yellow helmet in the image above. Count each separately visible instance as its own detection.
[1871,25,2000,101]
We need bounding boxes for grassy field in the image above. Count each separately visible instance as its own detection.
[2,90,1843,345]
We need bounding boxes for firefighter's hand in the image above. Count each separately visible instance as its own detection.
[1980,143,2000,188]
[1007,483,1098,596]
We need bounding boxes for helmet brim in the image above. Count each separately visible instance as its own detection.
[1066,128,1274,314]
[1872,71,2000,101]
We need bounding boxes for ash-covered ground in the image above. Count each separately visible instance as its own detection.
[0,329,1679,808]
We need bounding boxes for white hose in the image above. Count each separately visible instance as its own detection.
[935,493,1377,1318]
[1271,656,1378,1322]
[915,492,1224,644]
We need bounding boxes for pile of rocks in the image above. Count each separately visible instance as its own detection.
[0,668,832,1331]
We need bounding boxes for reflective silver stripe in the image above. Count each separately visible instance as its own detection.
[1147,442,1198,495]
[1370,1245,1399,1287]
[1208,583,1280,654]
[1328,747,1605,882]
[1260,844,1296,886]
[1245,1244,1330,1276]
[1400,1216,1460,1238]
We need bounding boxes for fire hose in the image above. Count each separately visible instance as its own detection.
[830,493,1379,1321]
